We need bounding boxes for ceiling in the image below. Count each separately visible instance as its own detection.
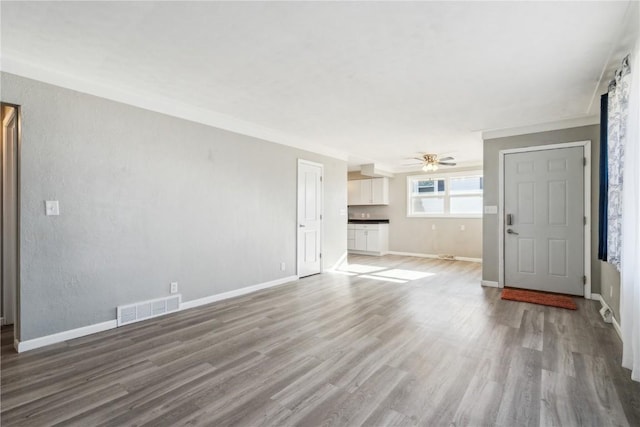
[0,1,634,172]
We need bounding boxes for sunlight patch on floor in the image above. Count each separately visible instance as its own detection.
[332,270,357,276]
[334,261,437,284]
[371,269,435,281]
[358,275,408,284]
[338,264,385,274]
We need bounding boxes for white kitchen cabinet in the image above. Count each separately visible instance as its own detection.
[347,225,356,250]
[348,223,388,255]
[371,178,389,204]
[347,178,389,205]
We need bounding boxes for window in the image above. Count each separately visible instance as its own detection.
[407,171,483,217]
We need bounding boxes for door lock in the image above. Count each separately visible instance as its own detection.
[506,214,513,226]
[506,228,519,235]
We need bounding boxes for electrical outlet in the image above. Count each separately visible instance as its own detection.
[280,262,286,271]
[431,224,436,230]
[460,225,465,231]
[170,282,178,294]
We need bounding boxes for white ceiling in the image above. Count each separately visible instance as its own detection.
[0,1,634,171]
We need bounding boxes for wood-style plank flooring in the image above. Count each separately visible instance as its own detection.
[2,254,639,426]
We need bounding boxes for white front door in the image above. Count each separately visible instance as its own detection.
[297,160,323,277]
[504,146,584,296]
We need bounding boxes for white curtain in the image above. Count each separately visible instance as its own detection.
[607,57,631,269]
[621,47,640,380]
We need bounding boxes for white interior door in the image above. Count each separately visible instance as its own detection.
[504,146,584,296]
[297,160,323,277]
[2,106,18,325]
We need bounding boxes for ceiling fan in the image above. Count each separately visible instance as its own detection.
[409,153,457,172]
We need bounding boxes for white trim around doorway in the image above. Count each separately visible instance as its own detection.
[498,140,591,298]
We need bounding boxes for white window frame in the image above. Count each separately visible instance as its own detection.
[406,170,483,218]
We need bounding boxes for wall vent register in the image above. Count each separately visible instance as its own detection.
[117,294,182,326]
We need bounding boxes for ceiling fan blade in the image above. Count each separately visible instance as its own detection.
[402,163,423,166]
[438,162,457,166]
[412,157,426,161]
[439,156,454,161]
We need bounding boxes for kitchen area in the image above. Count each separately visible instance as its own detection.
[347,165,483,261]
[347,175,391,256]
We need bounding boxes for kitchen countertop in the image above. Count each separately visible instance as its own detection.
[348,219,390,224]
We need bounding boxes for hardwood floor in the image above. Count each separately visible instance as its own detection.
[1,254,639,426]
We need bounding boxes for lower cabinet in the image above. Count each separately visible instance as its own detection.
[347,223,388,256]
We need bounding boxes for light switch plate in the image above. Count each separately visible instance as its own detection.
[484,205,498,214]
[45,200,60,216]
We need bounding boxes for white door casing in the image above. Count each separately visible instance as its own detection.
[297,159,323,277]
[499,142,590,296]
[2,106,18,325]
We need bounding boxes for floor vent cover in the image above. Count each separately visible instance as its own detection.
[117,294,181,327]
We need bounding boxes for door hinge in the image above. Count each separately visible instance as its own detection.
[583,275,587,284]
[584,216,587,225]
[583,157,587,166]
[319,253,322,259]
[320,176,323,182]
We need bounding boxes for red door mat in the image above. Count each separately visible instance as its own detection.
[501,288,577,310]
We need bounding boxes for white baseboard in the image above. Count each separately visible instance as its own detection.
[16,320,118,353]
[612,316,622,340]
[328,251,348,271]
[591,293,622,340]
[14,274,299,353]
[387,251,482,263]
[590,293,603,301]
[481,280,500,288]
[347,250,387,256]
[179,275,298,310]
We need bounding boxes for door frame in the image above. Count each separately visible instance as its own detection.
[296,159,324,278]
[498,140,591,298]
[1,102,22,346]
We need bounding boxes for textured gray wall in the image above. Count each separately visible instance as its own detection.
[482,125,616,304]
[348,170,482,258]
[1,73,347,341]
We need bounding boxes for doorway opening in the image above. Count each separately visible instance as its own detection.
[1,102,21,347]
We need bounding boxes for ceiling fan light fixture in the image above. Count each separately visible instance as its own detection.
[422,161,438,172]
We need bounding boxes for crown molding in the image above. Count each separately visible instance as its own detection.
[482,115,599,140]
[0,55,349,161]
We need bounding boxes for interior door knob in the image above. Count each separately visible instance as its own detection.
[299,224,305,228]
[506,228,519,235]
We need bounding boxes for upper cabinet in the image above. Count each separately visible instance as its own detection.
[348,178,389,205]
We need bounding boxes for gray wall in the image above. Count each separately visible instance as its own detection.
[348,169,482,259]
[482,125,620,316]
[2,72,347,341]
